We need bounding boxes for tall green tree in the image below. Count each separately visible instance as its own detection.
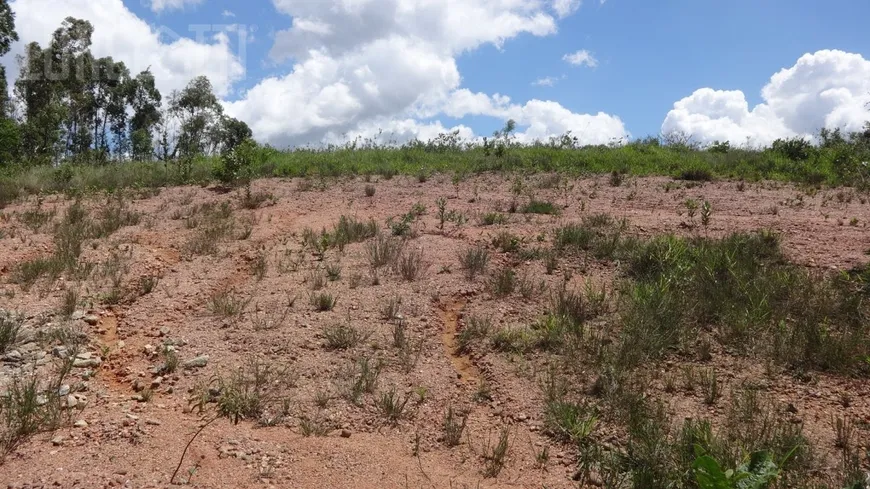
[168,75,223,158]
[0,0,18,118]
[15,42,66,163]
[0,0,19,164]
[128,69,161,160]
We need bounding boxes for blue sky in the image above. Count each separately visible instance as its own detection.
[4,0,870,147]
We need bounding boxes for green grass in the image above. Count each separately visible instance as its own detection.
[458,245,490,280]
[322,322,369,350]
[522,199,559,215]
[618,230,870,374]
[3,135,869,208]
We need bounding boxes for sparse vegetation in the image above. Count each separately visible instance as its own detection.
[0,311,22,353]
[322,322,369,350]
[208,289,250,318]
[310,292,337,312]
[443,406,467,447]
[365,233,404,269]
[458,245,490,280]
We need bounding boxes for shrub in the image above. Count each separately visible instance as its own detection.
[366,234,404,269]
[490,268,516,297]
[522,200,559,215]
[322,323,369,350]
[0,312,22,354]
[458,245,490,280]
[395,247,425,281]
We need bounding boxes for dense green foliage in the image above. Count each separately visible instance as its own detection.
[0,14,250,170]
[2,129,870,204]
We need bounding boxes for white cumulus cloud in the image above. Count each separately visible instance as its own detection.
[532,76,559,87]
[225,0,623,147]
[552,0,582,18]
[662,50,870,146]
[563,49,598,68]
[149,0,204,13]
[2,0,244,97]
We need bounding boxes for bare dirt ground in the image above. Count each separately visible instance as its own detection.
[1,173,869,488]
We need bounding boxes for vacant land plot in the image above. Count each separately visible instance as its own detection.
[0,173,868,488]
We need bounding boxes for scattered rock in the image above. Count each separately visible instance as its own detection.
[51,435,65,446]
[71,311,85,321]
[340,429,352,438]
[52,346,69,358]
[83,314,99,325]
[73,357,102,368]
[159,326,170,337]
[183,355,209,369]
[3,350,22,363]
[74,420,88,428]
[58,384,71,396]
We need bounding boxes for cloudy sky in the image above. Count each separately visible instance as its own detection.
[2,0,870,148]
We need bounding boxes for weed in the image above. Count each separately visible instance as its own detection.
[59,288,79,318]
[491,327,535,353]
[366,233,404,269]
[161,346,179,374]
[310,292,337,312]
[523,200,559,215]
[325,263,342,281]
[391,318,407,349]
[543,250,558,274]
[458,245,490,280]
[698,368,720,405]
[701,200,712,230]
[192,360,290,425]
[364,185,376,197]
[341,356,382,405]
[331,216,378,249]
[489,268,516,298]
[251,252,268,281]
[381,296,402,321]
[299,412,330,437]
[378,387,410,423]
[17,202,55,233]
[457,316,492,354]
[609,170,625,187]
[491,231,522,253]
[517,272,544,299]
[832,416,854,450]
[313,390,331,409]
[138,275,160,295]
[322,322,369,350]
[395,247,425,281]
[544,399,598,446]
[307,269,326,291]
[0,312,22,353]
[251,306,290,332]
[482,428,511,477]
[480,212,507,226]
[208,289,250,319]
[443,406,468,447]
[238,185,274,209]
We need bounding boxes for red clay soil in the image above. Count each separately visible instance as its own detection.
[0,174,868,488]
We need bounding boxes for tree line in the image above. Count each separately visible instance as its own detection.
[0,4,252,167]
